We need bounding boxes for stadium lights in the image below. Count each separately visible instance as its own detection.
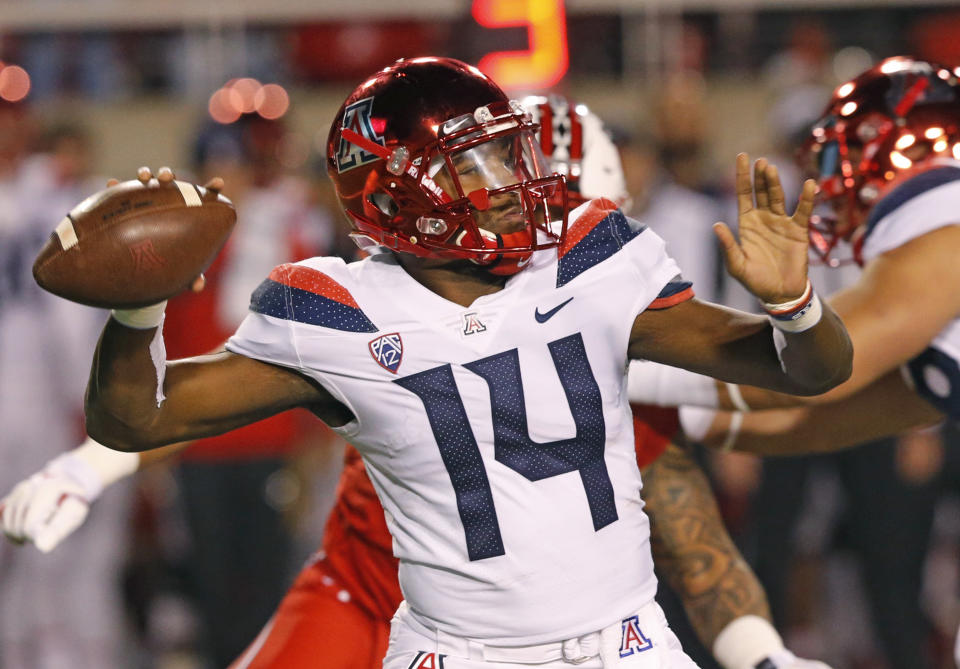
[0,63,30,102]
[208,79,290,124]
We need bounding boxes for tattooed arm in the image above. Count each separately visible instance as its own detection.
[641,441,770,648]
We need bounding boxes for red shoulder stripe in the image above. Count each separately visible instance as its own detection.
[267,264,360,308]
[558,198,620,258]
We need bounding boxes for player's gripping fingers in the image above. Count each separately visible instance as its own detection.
[791,179,817,228]
[753,158,769,210]
[203,176,225,194]
[137,166,153,184]
[765,163,786,216]
[34,496,89,553]
[106,178,120,188]
[156,166,175,184]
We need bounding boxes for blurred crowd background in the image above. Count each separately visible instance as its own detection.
[3,1,960,668]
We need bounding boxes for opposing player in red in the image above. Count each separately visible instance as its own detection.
[5,59,850,669]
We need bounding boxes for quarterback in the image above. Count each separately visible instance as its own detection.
[20,58,851,667]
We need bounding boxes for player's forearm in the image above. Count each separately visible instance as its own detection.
[86,318,174,450]
[642,443,771,648]
[766,300,853,396]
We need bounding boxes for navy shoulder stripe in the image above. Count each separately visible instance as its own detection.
[250,277,378,333]
[865,166,960,240]
[557,203,645,288]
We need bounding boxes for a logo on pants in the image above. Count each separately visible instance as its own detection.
[407,651,445,669]
[619,614,653,657]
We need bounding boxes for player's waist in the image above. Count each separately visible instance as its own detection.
[393,598,663,665]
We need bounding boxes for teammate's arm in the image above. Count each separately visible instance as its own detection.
[688,367,943,456]
[643,443,829,669]
[643,443,770,643]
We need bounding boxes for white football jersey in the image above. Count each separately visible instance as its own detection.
[861,160,960,419]
[227,200,689,644]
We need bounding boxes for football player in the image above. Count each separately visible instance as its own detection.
[10,58,851,668]
[1,95,829,669]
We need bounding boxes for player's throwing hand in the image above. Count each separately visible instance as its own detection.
[714,153,816,304]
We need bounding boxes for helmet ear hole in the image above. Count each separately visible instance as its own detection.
[368,191,399,218]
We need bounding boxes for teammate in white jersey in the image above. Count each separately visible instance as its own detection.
[627,56,958,446]
[76,58,850,667]
[619,54,960,669]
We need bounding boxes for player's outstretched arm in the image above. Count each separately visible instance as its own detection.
[86,317,344,451]
[629,154,852,397]
[642,443,831,669]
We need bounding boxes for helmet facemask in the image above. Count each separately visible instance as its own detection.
[424,102,566,275]
[336,96,567,276]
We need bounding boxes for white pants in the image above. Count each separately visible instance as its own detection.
[383,600,699,669]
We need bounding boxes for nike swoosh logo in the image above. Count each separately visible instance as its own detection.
[535,297,574,323]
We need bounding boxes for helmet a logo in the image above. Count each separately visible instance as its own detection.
[337,97,385,173]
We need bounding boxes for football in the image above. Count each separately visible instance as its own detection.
[33,177,236,308]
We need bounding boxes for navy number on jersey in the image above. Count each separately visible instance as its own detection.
[395,333,616,561]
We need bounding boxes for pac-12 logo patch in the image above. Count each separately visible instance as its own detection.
[337,97,384,173]
[619,614,653,658]
[369,332,403,373]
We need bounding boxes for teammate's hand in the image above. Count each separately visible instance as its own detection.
[714,153,816,304]
[757,650,832,669]
[0,456,98,553]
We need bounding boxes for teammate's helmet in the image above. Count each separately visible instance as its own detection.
[521,95,629,208]
[326,57,567,276]
[799,56,960,264]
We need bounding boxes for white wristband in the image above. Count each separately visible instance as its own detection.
[720,412,743,452]
[713,615,785,669]
[111,300,167,329]
[678,406,716,442]
[627,360,719,408]
[724,383,750,412]
[761,281,822,333]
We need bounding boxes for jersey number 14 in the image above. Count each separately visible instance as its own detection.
[395,333,617,561]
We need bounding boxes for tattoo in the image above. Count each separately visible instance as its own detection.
[642,442,771,648]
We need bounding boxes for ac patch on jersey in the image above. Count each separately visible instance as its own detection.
[369,332,403,373]
[337,97,385,173]
[619,614,654,658]
[407,651,445,669]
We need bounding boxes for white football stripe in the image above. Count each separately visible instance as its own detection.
[55,217,79,250]
[175,181,202,207]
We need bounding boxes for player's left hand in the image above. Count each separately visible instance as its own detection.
[714,153,816,304]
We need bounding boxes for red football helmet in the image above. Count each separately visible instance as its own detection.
[326,57,567,275]
[521,95,629,210]
[799,56,960,264]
